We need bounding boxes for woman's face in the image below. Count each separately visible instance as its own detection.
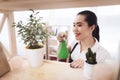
[73,15,94,41]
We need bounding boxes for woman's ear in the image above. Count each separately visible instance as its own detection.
[90,25,95,32]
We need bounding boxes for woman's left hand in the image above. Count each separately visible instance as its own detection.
[70,59,84,68]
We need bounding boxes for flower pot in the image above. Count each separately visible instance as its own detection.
[25,48,45,67]
[83,62,95,80]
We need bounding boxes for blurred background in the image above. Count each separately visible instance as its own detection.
[0,5,120,60]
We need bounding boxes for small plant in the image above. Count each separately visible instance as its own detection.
[86,48,97,64]
[13,9,49,49]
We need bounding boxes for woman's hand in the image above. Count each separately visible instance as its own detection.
[70,59,84,68]
[57,32,65,42]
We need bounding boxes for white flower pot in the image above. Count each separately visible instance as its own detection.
[25,48,45,67]
[83,62,95,80]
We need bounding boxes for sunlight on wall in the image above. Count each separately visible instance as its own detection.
[0,14,10,53]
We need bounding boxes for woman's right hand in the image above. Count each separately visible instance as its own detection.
[57,32,65,42]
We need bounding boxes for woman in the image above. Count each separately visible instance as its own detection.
[57,10,111,68]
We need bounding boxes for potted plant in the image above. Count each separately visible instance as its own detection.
[83,48,97,79]
[13,9,49,67]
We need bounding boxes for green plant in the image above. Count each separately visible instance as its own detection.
[13,9,49,49]
[86,48,97,64]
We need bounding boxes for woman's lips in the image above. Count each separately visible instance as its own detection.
[74,33,80,37]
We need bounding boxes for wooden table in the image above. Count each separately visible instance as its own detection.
[0,56,119,80]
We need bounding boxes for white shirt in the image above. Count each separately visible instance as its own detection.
[71,39,111,63]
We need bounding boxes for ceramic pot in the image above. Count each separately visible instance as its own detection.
[83,62,95,80]
[26,48,45,67]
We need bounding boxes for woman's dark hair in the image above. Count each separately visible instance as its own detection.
[77,10,100,42]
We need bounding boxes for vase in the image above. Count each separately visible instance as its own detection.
[25,47,45,67]
[83,62,94,80]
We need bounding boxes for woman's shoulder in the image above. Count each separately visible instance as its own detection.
[92,39,111,63]
[71,39,78,44]
[70,40,78,47]
[97,45,110,55]
[95,43,111,63]
[93,39,110,55]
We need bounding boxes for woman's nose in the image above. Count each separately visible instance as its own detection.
[73,26,78,32]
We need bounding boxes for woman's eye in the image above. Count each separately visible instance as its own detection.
[73,24,75,27]
[73,24,82,27]
[77,25,82,27]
